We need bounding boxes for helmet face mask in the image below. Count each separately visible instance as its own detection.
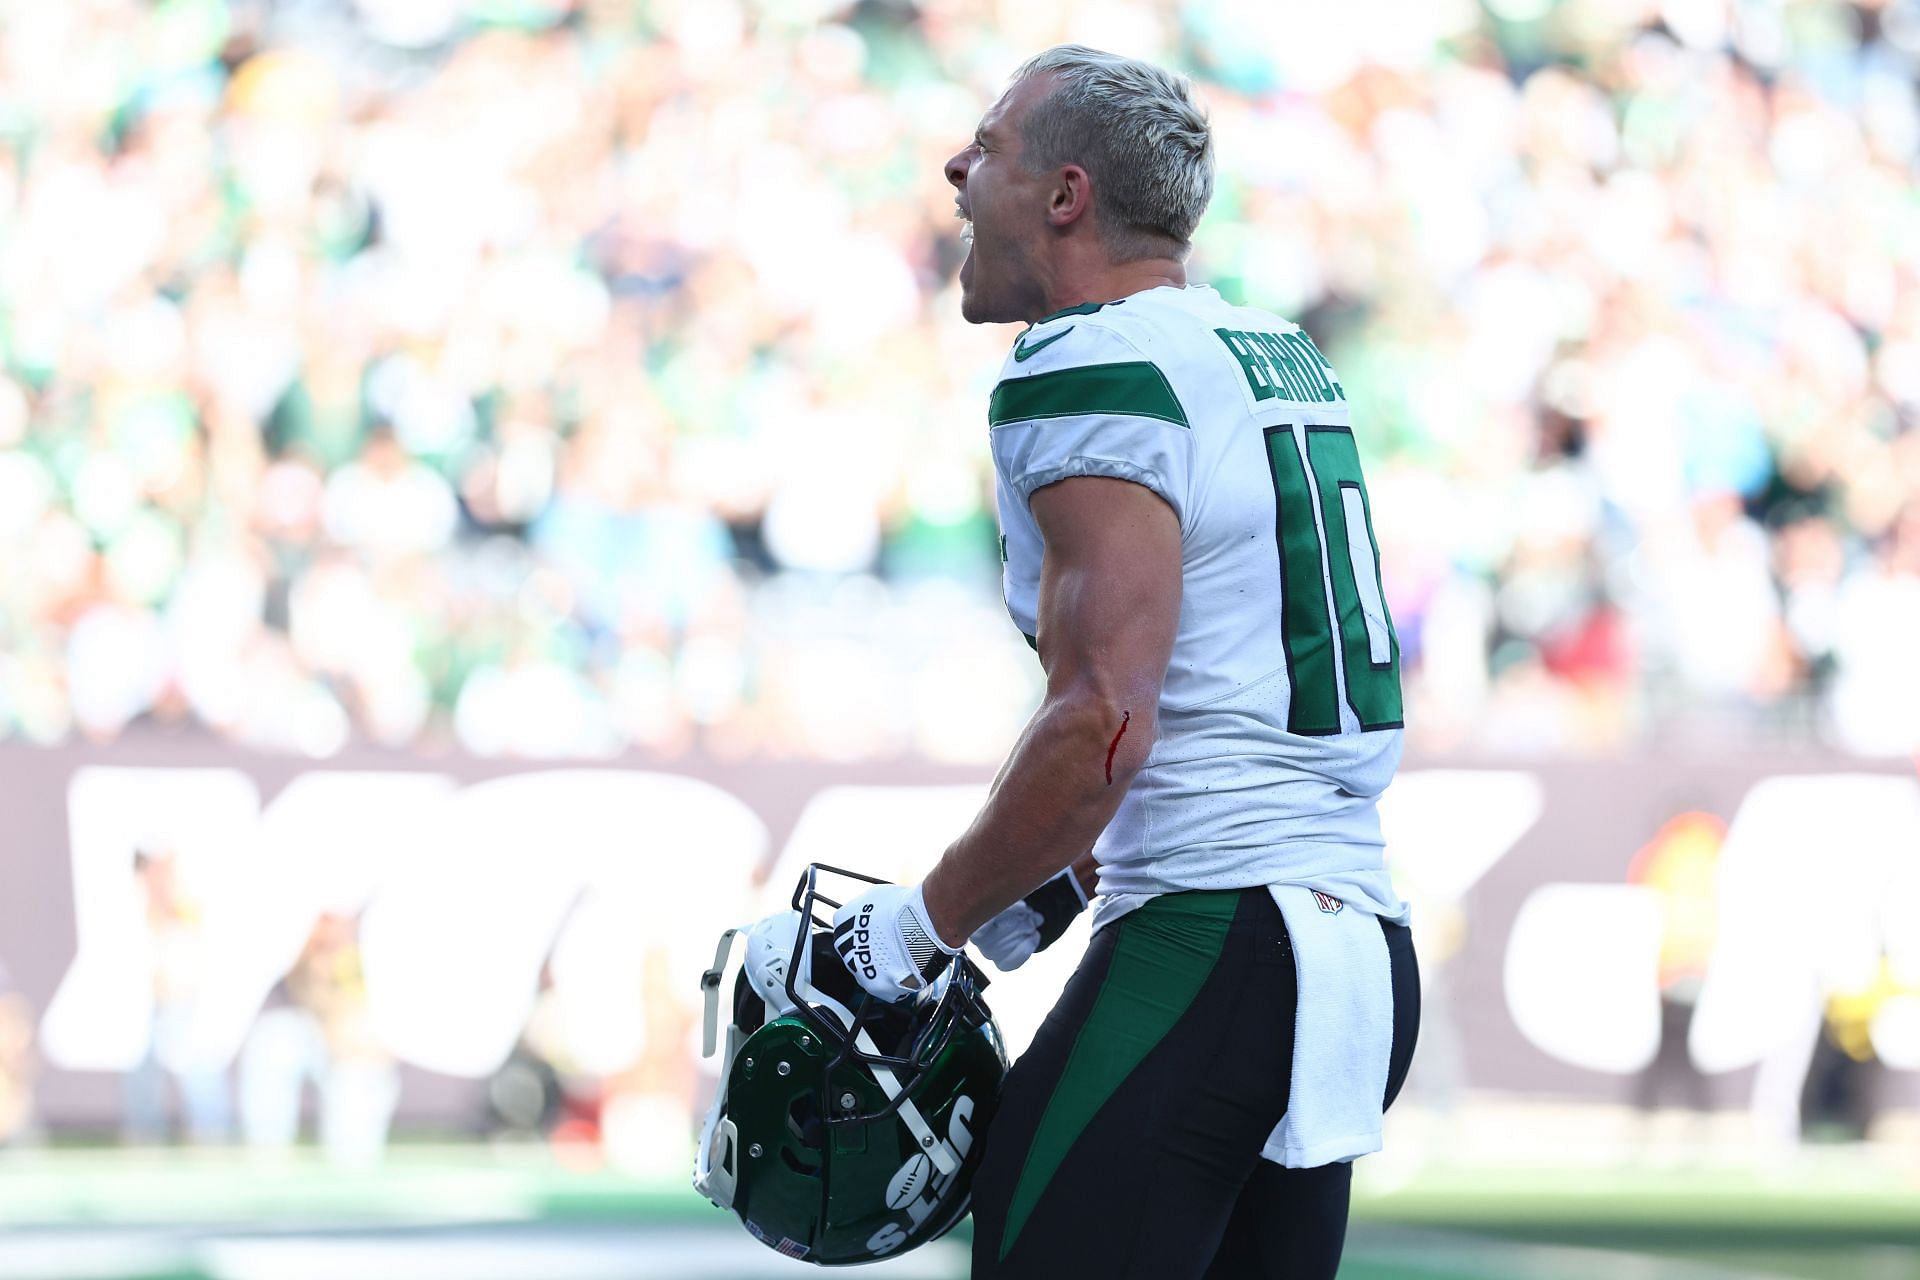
[695,864,1009,1265]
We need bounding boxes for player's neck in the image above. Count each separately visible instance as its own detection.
[1037,257,1187,320]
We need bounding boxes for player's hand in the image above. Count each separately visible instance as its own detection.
[830,882,963,1004]
[970,866,1091,971]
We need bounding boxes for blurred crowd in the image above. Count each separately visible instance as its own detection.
[0,0,1916,762]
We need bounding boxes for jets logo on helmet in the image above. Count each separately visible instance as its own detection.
[867,1096,980,1256]
[886,1153,933,1210]
[693,864,1008,1267]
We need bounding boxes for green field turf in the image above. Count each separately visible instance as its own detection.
[0,1147,1915,1278]
[1354,1163,1920,1278]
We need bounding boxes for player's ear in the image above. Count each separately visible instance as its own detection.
[1048,164,1093,228]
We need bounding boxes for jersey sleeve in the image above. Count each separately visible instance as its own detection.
[988,324,1194,528]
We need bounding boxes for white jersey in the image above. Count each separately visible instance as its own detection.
[987,284,1408,925]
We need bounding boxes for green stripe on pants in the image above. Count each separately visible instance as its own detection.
[999,891,1240,1261]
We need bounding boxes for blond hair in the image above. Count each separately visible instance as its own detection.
[1013,45,1214,261]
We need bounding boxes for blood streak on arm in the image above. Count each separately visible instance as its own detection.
[1104,711,1131,785]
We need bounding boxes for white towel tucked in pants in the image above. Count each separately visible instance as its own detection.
[1262,883,1398,1168]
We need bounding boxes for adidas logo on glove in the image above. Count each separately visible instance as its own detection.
[834,905,881,981]
[830,883,963,1004]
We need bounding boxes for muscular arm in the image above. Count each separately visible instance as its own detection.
[921,475,1181,944]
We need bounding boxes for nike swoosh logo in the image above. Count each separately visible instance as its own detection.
[1013,326,1073,362]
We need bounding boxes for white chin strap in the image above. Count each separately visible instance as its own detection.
[699,928,742,1060]
[694,928,744,1209]
[852,1023,960,1178]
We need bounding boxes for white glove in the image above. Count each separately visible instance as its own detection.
[830,882,963,1004]
[970,867,1091,972]
[970,901,1044,971]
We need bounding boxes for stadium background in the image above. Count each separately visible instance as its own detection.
[1,0,1919,1276]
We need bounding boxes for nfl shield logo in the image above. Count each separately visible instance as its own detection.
[1311,890,1344,915]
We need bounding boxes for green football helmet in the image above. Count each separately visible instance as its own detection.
[694,864,1008,1265]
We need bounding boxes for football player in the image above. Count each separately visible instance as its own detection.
[831,46,1420,1278]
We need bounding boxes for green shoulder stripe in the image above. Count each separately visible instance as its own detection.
[988,361,1188,429]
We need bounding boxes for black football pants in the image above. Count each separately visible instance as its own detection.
[968,886,1418,1279]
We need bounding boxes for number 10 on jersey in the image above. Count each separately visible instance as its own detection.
[1264,424,1402,735]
